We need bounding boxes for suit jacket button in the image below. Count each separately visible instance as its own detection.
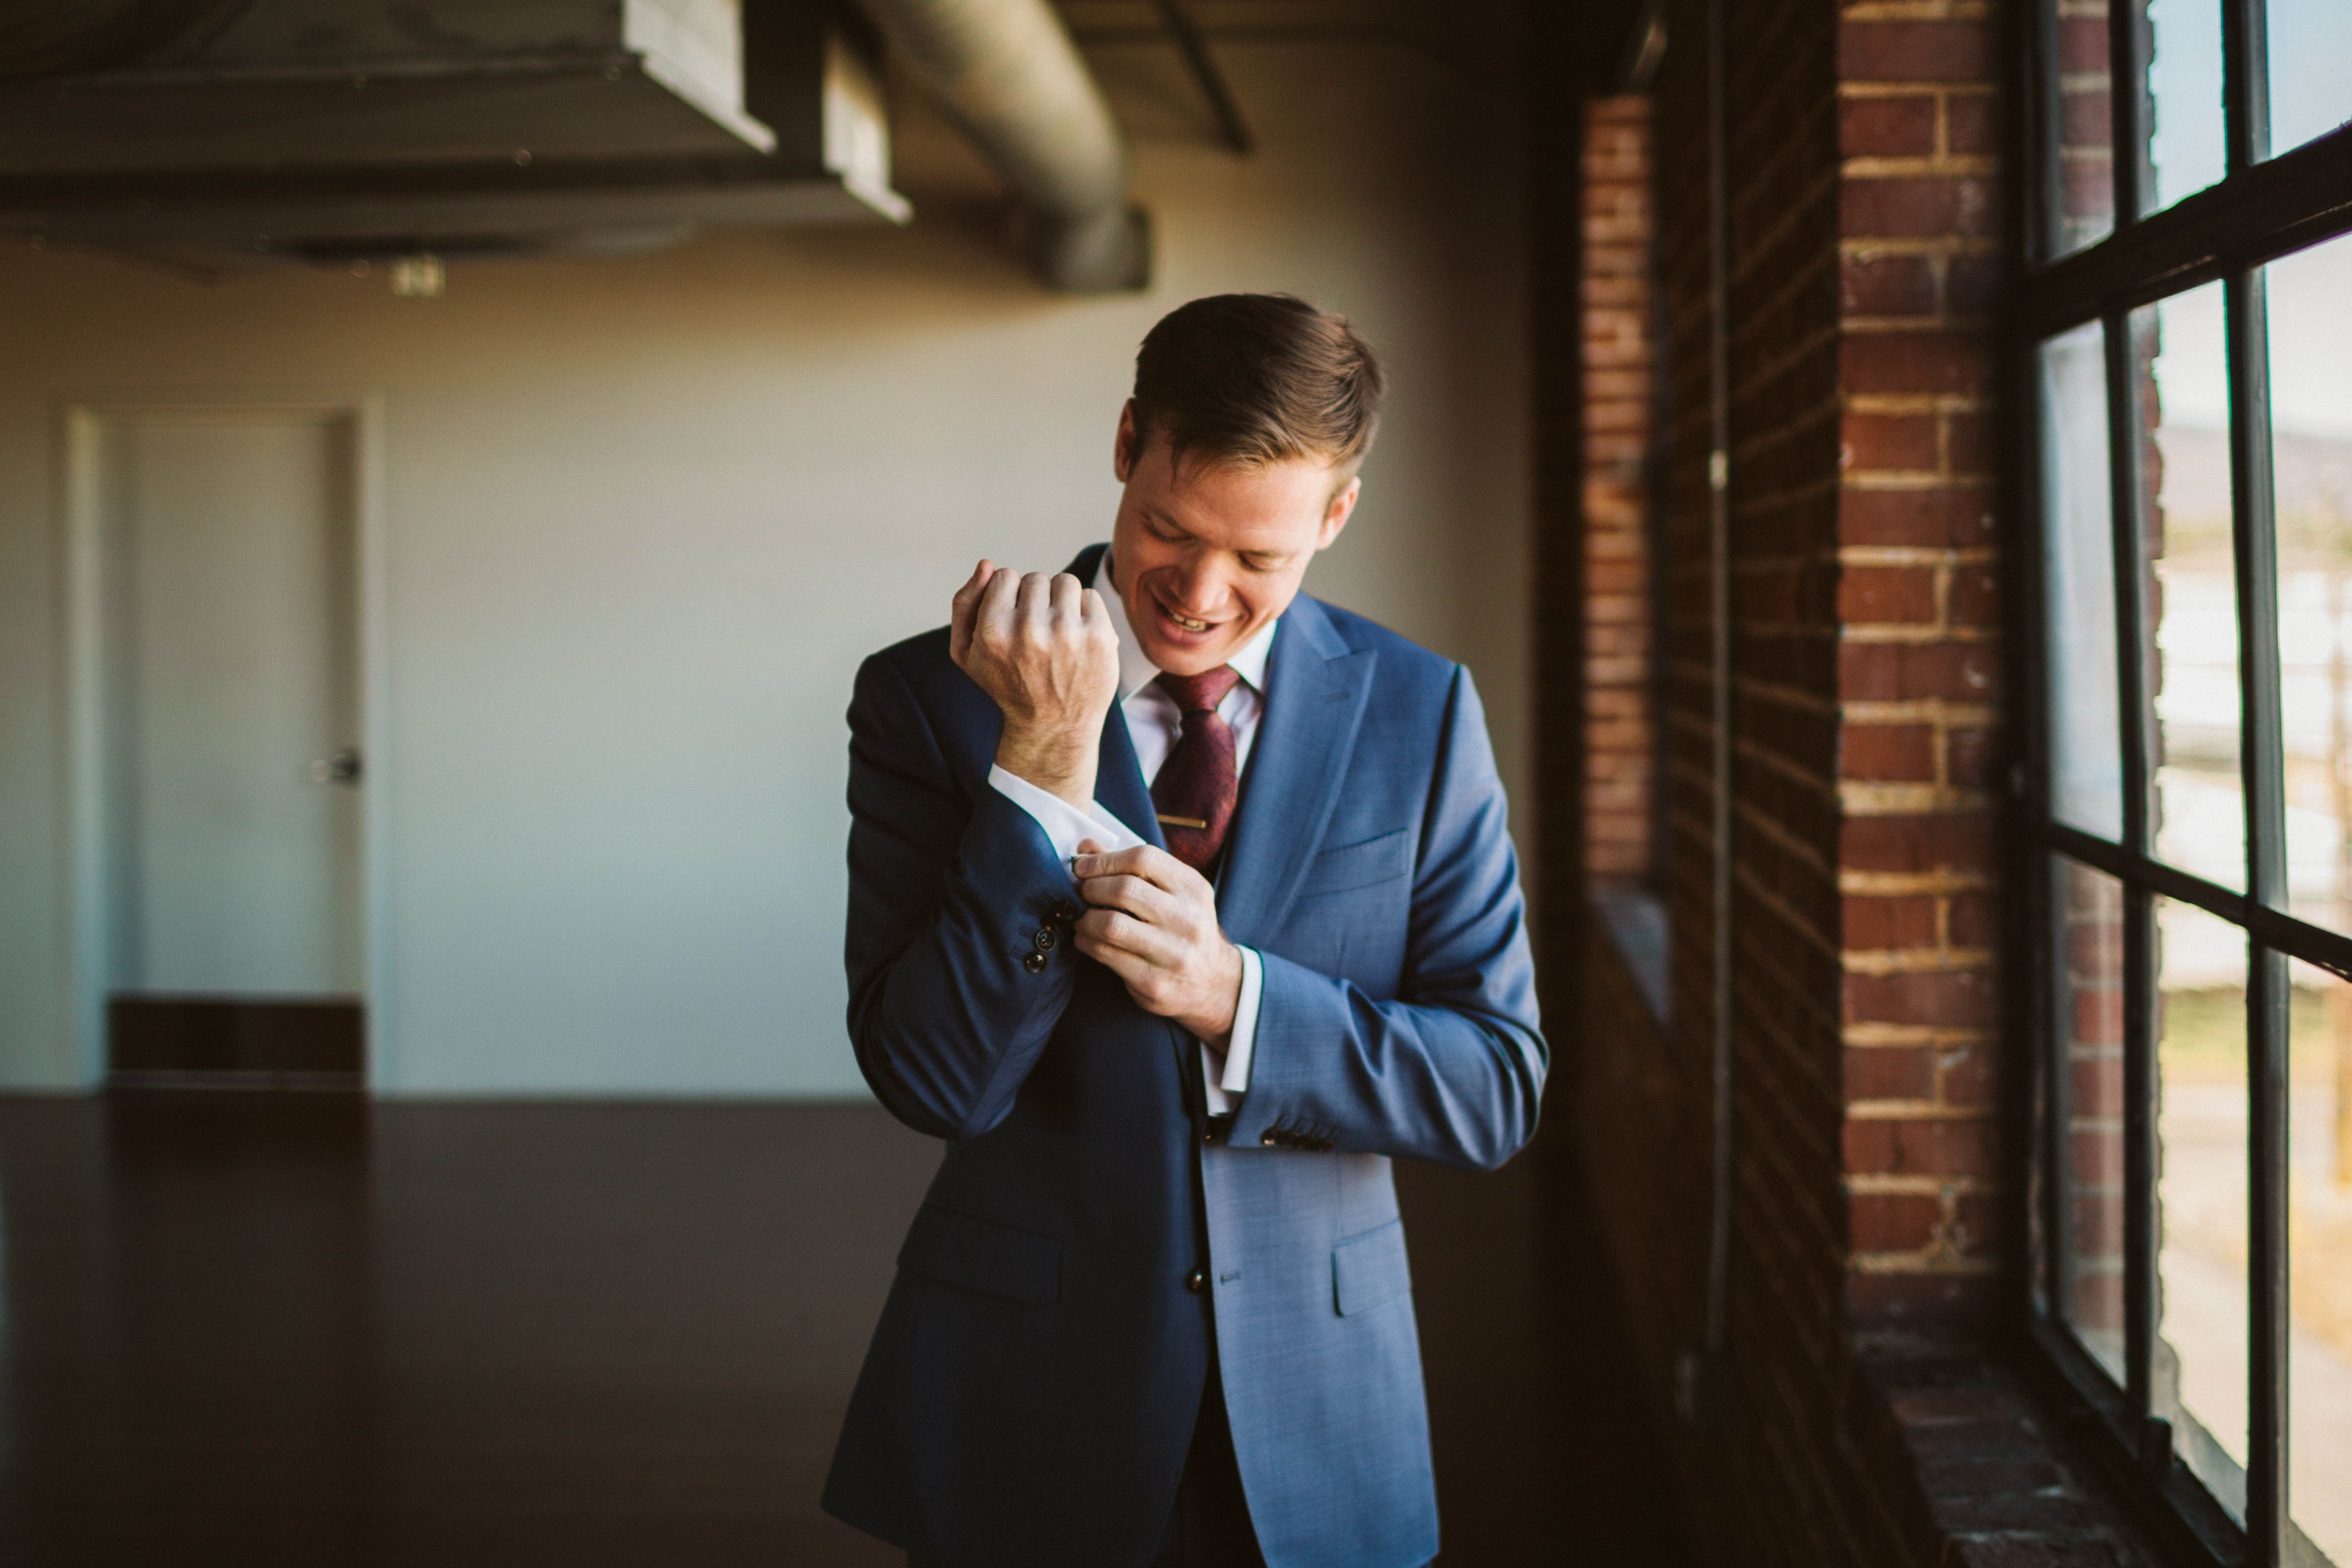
[1022,951,1047,974]
[1033,927,1057,951]
[1051,900,1080,923]
[1185,1268,1207,1293]
[1261,1132,1277,1147]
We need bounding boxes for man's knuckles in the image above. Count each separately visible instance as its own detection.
[1082,873,1154,910]
[1075,908,1129,943]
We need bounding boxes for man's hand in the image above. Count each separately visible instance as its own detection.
[950,561,1120,812]
[1070,842,1244,1044]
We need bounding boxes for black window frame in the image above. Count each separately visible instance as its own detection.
[2013,3,2352,1565]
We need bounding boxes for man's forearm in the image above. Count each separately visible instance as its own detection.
[1223,952,1544,1169]
[845,656,1091,1142]
[850,790,1087,1139]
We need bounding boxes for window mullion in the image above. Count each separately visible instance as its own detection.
[2221,0,2270,173]
[2122,884,2158,1418]
[2016,125,2352,341]
[2026,0,2060,264]
[2045,860,2075,1324]
[2107,0,2148,225]
[2040,818,2352,978]
[2103,304,2161,1424]
[2105,309,2154,859]
[2021,317,2067,1324]
[2225,259,2288,1566]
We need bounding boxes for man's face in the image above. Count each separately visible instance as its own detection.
[1106,401,1359,678]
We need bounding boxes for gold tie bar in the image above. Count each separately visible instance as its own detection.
[1156,814,1209,830]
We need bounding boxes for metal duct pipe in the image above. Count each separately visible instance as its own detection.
[853,0,1149,291]
[0,0,252,77]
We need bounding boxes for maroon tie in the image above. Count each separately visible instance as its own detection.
[1151,666,1243,873]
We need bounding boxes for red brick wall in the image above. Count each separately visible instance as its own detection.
[1585,96,1658,885]
[1583,7,1871,1556]
[1560,3,2160,1563]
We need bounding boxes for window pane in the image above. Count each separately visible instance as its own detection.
[2285,960,2352,1564]
[2057,856,2129,1377]
[2144,283,2245,890]
[2269,233,2352,936]
[2044,321,2126,839]
[2051,1,2118,256]
[2267,0,2352,162]
[2144,0,2227,213]
[2156,899,2250,1522]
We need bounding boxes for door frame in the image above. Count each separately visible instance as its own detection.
[56,391,391,1091]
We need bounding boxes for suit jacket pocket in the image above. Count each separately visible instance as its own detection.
[1299,828,1414,898]
[1331,1218,1412,1316]
[899,1204,1062,1306]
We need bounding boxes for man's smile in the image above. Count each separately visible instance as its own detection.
[1145,587,1234,640]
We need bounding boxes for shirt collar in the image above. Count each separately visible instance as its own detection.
[1096,552,1279,702]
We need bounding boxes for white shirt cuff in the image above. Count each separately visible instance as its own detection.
[1201,946,1263,1116]
[989,766,1255,1116]
[988,764,1146,867]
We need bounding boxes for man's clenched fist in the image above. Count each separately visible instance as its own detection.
[949,561,1121,811]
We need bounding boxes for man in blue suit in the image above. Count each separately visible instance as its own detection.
[824,294,1545,1568]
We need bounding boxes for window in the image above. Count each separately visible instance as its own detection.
[2022,4,2352,1564]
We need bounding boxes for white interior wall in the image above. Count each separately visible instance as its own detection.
[0,39,1530,1096]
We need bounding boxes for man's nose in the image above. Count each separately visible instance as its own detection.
[1168,562,1231,617]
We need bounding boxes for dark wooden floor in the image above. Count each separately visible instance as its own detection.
[0,1094,1684,1566]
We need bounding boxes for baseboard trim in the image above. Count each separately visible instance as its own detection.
[108,996,364,1083]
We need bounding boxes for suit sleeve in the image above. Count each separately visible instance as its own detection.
[1225,666,1547,1171]
[844,652,1089,1140]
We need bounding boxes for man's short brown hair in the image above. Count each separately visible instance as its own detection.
[1130,293,1385,479]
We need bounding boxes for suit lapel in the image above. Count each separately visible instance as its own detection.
[1064,542,1165,850]
[1095,707,1165,850]
[1217,596,1376,948]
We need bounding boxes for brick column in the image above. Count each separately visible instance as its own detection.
[1833,2,2006,1326]
[1585,96,1659,886]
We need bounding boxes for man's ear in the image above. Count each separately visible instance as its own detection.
[1316,477,1361,551]
[1113,400,1139,483]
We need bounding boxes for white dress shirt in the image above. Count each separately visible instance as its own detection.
[985,557,1276,1115]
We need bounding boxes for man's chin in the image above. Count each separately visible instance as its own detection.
[1152,651,1236,678]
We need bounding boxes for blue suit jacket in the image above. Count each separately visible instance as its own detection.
[822,545,1545,1568]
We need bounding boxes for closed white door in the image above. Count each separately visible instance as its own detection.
[99,412,362,998]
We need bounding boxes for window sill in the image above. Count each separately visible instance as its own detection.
[1863,1335,2187,1567]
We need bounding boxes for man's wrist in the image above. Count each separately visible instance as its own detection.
[996,720,1098,812]
[1185,940,1246,1045]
